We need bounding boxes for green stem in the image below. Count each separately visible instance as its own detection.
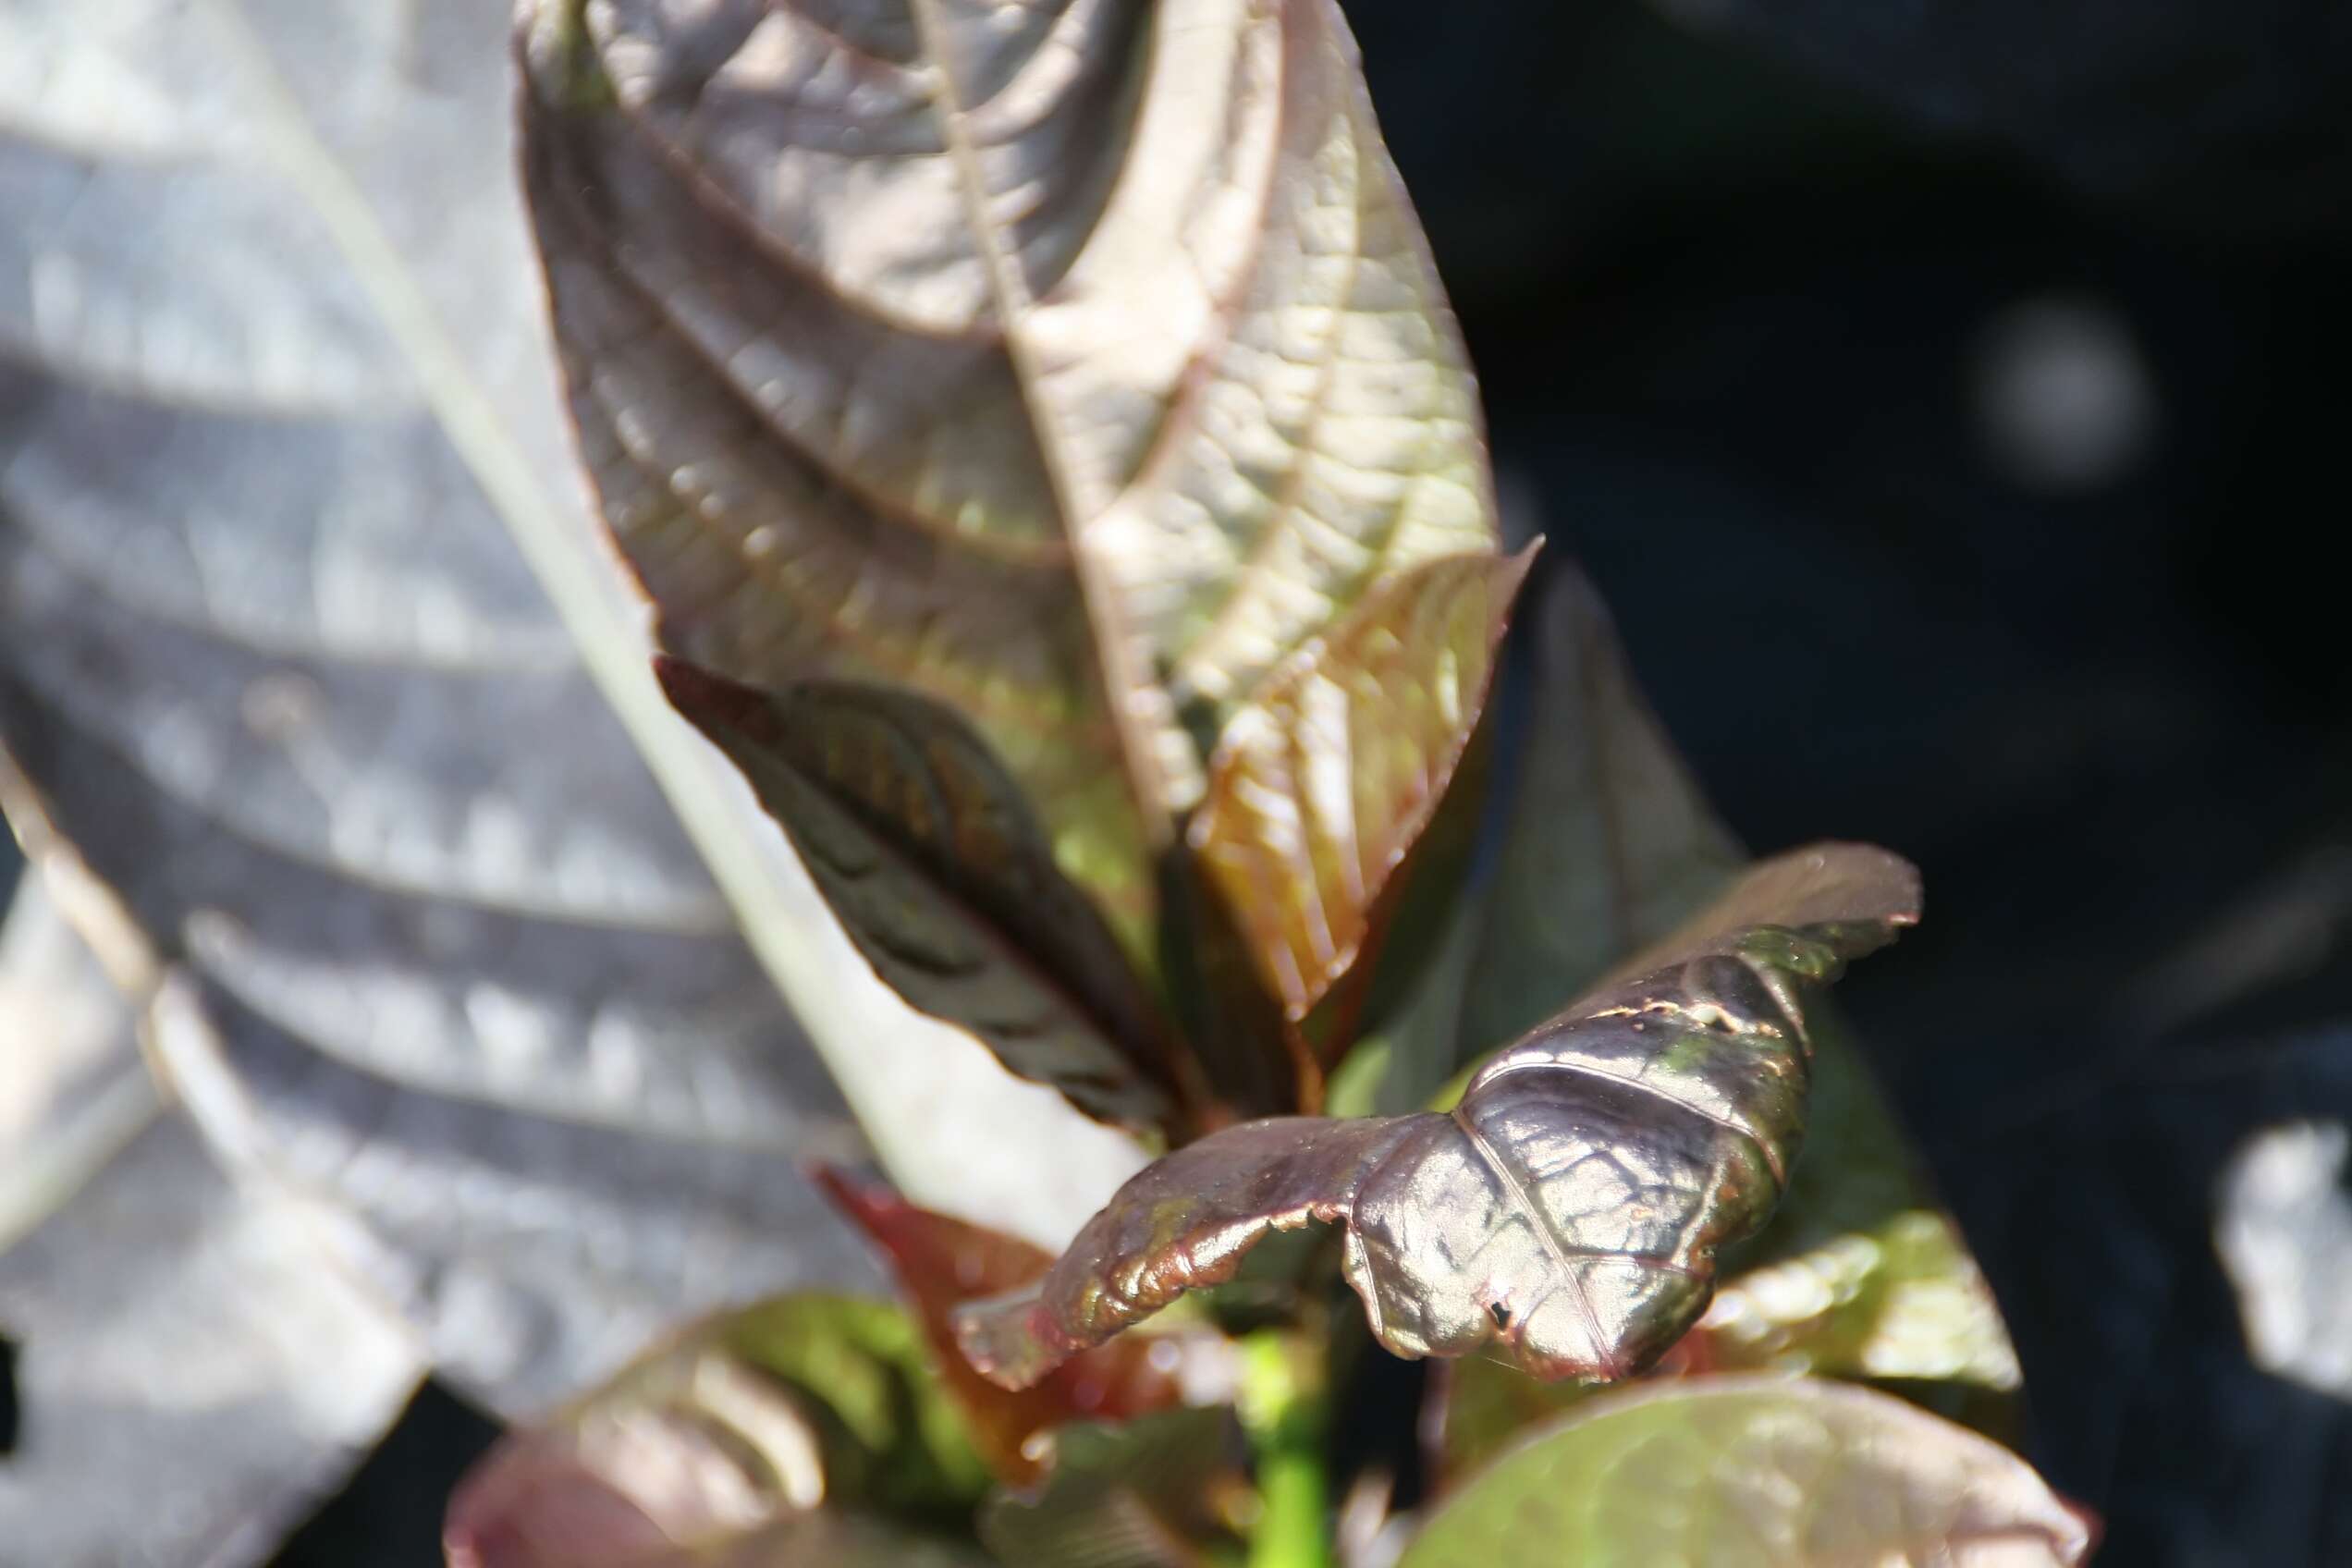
[1239,1332,1331,1568]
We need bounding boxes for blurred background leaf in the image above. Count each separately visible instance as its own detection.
[0,875,423,1567]
[0,0,1169,1447]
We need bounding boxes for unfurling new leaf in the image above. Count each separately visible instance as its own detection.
[656,664,1185,1133]
[954,846,1921,1390]
[1192,547,1537,1030]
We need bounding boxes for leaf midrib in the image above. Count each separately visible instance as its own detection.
[905,0,1176,847]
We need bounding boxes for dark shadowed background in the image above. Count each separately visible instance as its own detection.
[5,0,2348,1562]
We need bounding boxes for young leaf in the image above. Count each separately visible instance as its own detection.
[444,1293,992,1568]
[659,665,1186,1133]
[815,1168,1204,1485]
[1423,554,2022,1470]
[1191,549,1536,1032]
[515,0,1501,986]
[954,847,1920,1390]
[1398,1376,2093,1567]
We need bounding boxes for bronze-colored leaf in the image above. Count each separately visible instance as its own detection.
[516,0,1501,986]
[1423,554,2019,1472]
[1191,549,1536,1033]
[443,1292,992,1568]
[953,846,1919,1390]
[659,662,1186,1133]
[1399,1375,2094,1568]
[814,1167,1206,1485]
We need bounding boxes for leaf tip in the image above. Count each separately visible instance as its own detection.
[651,655,778,745]
[950,1291,1066,1393]
[515,0,617,115]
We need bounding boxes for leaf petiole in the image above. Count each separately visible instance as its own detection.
[1239,1332,1332,1568]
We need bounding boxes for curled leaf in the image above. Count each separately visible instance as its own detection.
[1398,1375,2094,1567]
[444,1293,988,1568]
[955,846,1920,1390]
[814,1167,1204,1485]
[658,663,1185,1133]
[517,0,1501,992]
[1191,548,1536,1030]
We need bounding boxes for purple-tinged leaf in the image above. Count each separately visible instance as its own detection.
[954,846,1919,1390]
[514,0,1501,999]
[814,1167,1209,1486]
[657,662,1190,1134]
[1191,549,1537,1038]
[1399,1375,2094,1567]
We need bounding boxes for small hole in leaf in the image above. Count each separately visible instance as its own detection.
[1488,1302,1511,1329]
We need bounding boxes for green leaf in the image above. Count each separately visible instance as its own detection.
[444,1293,995,1568]
[1191,549,1535,1038]
[952,847,1918,1390]
[1398,1376,2093,1568]
[658,666,1188,1133]
[514,0,1501,1009]
[1700,1209,2022,1390]
[979,1408,1250,1568]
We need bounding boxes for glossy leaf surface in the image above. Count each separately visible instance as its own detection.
[1433,1206,2022,1487]
[516,0,1501,990]
[0,880,421,1568]
[660,665,1182,1132]
[956,847,1920,1390]
[815,1168,1203,1485]
[1192,549,1533,1028]
[1399,1376,2093,1567]
[1421,555,2020,1474]
[444,1293,991,1568]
